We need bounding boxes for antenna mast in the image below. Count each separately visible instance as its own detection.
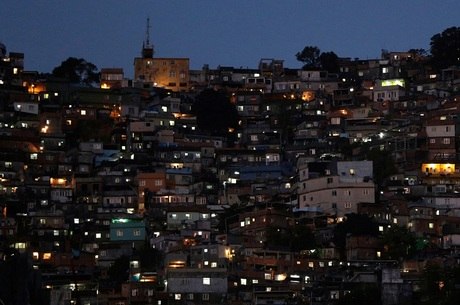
[142,17,154,58]
[145,17,151,48]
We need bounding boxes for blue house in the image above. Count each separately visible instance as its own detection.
[109,217,146,242]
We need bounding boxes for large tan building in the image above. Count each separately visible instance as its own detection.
[133,24,190,92]
[297,160,375,217]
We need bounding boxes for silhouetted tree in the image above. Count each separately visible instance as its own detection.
[266,225,316,252]
[408,48,429,57]
[381,225,417,261]
[366,147,398,190]
[338,283,381,305]
[192,88,239,135]
[52,57,99,86]
[430,26,460,71]
[107,255,130,290]
[296,46,321,69]
[319,51,339,73]
[333,213,379,258]
[414,263,460,305]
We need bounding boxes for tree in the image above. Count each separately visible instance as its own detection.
[366,147,398,191]
[319,51,339,73]
[333,213,379,258]
[107,255,130,289]
[414,263,460,305]
[381,225,417,261]
[295,46,321,69]
[52,57,99,86]
[408,48,429,58]
[265,225,316,252]
[430,26,460,71]
[338,283,381,305]
[191,88,239,135]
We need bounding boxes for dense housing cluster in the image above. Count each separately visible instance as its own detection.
[1,31,460,305]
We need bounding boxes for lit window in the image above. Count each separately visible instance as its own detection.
[211,262,217,268]
[81,110,86,116]
[241,278,247,285]
[203,277,210,285]
[174,294,181,300]
[429,223,434,229]
[96,233,101,239]
[379,226,384,232]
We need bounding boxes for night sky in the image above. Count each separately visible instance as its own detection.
[1,1,459,77]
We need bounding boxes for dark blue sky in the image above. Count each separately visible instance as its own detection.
[1,1,459,78]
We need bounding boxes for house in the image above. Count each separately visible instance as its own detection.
[166,268,228,304]
[297,161,375,217]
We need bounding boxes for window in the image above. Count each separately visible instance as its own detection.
[116,230,123,237]
[96,233,101,239]
[344,203,352,209]
[332,190,337,196]
[174,294,181,300]
[443,138,451,145]
[203,277,211,285]
[131,289,139,297]
[133,229,141,236]
[187,294,194,300]
[202,294,210,301]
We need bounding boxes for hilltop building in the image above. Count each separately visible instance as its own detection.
[133,18,190,92]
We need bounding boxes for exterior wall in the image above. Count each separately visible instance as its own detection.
[134,57,190,92]
[298,161,375,216]
[167,210,210,230]
[137,171,167,210]
[166,268,227,298]
[425,118,456,161]
[110,218,146,242]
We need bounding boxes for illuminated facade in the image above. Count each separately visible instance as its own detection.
[100,68,124,89]
[425,115,457,161]
[297,161,375,217]
[134,57,190,92]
